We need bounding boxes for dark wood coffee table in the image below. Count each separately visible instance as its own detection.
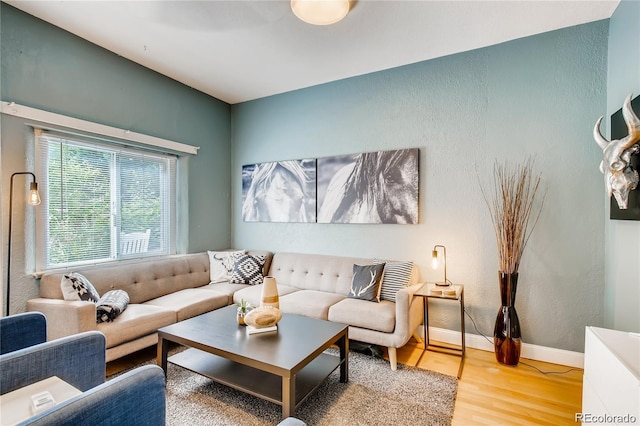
[157,305,348,419]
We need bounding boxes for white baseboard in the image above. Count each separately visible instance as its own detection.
[418,325,584,368]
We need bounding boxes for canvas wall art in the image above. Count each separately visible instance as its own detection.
[317,148,419,224]
[242,159,316,223]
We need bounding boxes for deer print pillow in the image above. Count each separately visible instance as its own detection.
[208,250,247,283]
[348,263,385,302]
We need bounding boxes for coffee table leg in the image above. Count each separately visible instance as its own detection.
[157,336,169,377]
[338,332,349,383]
[282,375,295,419]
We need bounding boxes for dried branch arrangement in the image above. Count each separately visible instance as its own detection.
[479,159,546,274]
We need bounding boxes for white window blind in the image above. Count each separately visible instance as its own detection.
[35,130,177,270]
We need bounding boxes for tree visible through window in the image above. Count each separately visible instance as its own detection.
[37,132,176,269]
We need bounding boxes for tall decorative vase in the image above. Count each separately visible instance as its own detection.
[493,272,521,366]
[261,276,279,309]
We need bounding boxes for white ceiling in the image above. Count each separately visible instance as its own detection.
[6,0,620,104]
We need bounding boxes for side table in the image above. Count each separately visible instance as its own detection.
[0,376,82,425]
[415,282,466,378]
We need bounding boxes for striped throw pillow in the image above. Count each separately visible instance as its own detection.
[375,260,414,302]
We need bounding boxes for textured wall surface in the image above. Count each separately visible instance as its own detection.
[232,21,609,352]
[1,5,231,313]
[604,0,640,332]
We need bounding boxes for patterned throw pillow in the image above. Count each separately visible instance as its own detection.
[230,254,267,285]
[61,272,100,303]
[375,259,414,302]
[208,250,246,283]
[96,290,130,323]
[348,263,385,302]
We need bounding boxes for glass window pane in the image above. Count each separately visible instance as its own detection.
[36,132,176,269]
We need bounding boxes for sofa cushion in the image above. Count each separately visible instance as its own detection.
[348,263,384,302]
[375,260,415,302]
[279,290,346,320]
[267,252,374,295]
[233,284,299,307]
[202,282,250,305]
[328,298,396,333]
[41,253,211,303]
[144,288,228,322]
[208,250,246,283]
[61,273,100,303]
[96,290,130,323]
[97,304,175,348]
[230,254,267,285]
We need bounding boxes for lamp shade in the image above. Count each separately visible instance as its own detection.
[431,249,439,269]
[432,245,448,286]
[29,182,41,205]
[291,0,350,26]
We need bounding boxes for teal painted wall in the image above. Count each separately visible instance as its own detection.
[0,4,231,313]
[232,21,609,352]
[604,0,640,332]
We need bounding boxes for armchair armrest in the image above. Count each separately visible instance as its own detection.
[0,331,106,395]
[27,299,97,341]
[23,365,166,426]
[0,312,47,354]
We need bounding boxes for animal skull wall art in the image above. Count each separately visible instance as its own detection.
[593,94,640,210]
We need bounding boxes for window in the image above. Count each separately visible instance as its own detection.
[36,130,176,269]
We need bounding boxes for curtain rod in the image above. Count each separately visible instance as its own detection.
[1,101,199,155]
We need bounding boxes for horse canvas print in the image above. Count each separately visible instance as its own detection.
[242,159,316,222]
[317,148,419,224]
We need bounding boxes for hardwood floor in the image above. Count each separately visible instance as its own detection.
[395,339,584,425]
[107,338,584,425]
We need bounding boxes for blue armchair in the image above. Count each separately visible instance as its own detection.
[0,312,166,425]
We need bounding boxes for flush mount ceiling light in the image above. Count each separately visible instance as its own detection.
[291,0,350,26]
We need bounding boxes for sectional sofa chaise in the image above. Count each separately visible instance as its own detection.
[28,250,423,370]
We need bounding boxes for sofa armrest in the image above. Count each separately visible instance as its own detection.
[23,365,166,426]
[392,283,425,340]
[0,331,106,395]
[0,312,47,354]
[27,298,97,341]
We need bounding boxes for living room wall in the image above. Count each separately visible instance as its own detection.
[231,21,609,352]
[0,5,232,313]
[605,0,640,333]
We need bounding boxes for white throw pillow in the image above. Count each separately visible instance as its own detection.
[208,250,246,283]
[375,259,414,302]
[61,272,100,303]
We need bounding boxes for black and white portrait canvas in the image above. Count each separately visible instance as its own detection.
[317,148,419,224]
[242,159,316,222]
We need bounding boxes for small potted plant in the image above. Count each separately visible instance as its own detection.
[236,299,252,325]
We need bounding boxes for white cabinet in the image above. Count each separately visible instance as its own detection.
[582,327,639,425]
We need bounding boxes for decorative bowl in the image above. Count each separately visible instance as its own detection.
[243,305,282,328]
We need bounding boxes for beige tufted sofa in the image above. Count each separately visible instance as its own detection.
[28,251,268,362]
[231,252,424,370]
[29,250,422,369]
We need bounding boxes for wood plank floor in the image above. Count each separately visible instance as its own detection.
[395,339,584,425]
[108,338,584,425]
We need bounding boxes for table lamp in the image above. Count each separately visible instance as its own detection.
[431,244,449,286]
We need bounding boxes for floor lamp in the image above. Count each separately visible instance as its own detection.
[6,172,41,316]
